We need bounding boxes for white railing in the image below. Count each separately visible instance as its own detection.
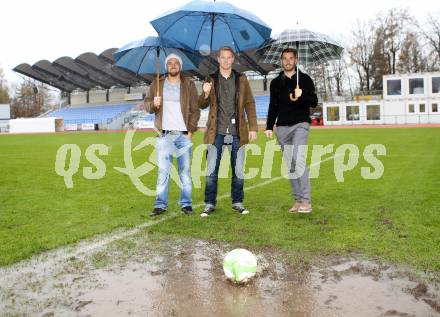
[324,113,440,125]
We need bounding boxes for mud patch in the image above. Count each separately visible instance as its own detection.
[312,260,440,316]
[1,234,439,317]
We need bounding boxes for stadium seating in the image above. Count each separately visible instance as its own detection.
[48,103,135,125]
[139,96,270,123]
[47,97,270,127]
[254,96,270,119]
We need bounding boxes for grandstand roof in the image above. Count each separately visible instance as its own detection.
[13,48,154,93]
[14,47,274,93]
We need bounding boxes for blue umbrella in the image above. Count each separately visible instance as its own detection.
[150,0,272,55]
[114,36,202,96]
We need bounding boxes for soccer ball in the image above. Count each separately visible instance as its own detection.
[223,248,257,283]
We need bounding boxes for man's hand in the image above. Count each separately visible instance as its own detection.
[248,131,257,142]
[186,132,193,140]
[294,87,302,98]
[203,82,212,98]
[264,130,273,138]
[153,96,161,108]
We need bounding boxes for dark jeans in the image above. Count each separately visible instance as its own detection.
[205,134,244,206]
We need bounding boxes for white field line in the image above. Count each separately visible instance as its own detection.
[0,154,336,277]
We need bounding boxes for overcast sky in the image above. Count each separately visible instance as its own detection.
[1,0,438,88]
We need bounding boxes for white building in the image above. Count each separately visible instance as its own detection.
[323,72,440,125]
[0,104,10,132]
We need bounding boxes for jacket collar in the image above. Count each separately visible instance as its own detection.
[211,69,241,113]
[159,74,190,84]
[278,67,303,80]
[212,69,241,80]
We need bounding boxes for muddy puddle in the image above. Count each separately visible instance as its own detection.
[1,233,439,317]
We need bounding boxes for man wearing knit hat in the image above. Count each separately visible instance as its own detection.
[144,53,200,216]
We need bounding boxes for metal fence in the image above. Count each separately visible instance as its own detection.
[324,113,440,125]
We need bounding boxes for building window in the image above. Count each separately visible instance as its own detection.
[387,79,401,95]
[432,77,440,94]
[419,104,426,113]
[367,105,380,120]
[409,78,424,94]
[346,105,360,120]
[409,104,415,113]
[327,107,340,121]
[432,103,438,112]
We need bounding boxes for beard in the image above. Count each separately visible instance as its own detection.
[168,69,180,77]
[283,64,295,72]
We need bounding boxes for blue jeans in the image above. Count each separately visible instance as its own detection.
[155,133,192,209]
[205,134,244,206]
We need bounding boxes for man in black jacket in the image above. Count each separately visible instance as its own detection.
[264,48,318,213]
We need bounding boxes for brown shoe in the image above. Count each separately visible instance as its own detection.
[289,201,302,213]
[298,202,312,213]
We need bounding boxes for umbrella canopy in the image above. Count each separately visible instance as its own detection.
[150,0,272,55]
[114,36,203,96]
[114,36,202,74]
[259,28,344,101]
[259,28,344,68]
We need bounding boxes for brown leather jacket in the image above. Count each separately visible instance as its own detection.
[144,76,200,133]
[198,70,257,146]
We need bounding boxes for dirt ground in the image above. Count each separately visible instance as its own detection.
[1,233,439,317]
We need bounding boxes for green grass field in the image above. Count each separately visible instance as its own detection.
[1,128,439,276]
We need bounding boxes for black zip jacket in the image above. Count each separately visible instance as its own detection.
[266,69,318,130]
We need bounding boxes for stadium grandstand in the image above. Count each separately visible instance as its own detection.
[12,47,279,132]
[50,103,135,126]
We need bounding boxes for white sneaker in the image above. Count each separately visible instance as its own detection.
[298,202,312,213]
[201,204,215,217]
[232,203,249,215]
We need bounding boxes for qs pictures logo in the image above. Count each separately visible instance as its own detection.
[55,130,387,196]
[55,130,166,196]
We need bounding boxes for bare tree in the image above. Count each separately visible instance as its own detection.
[397,32,427,73]
[370,24,389,91]
[353,63,365,92]
[348,20,374,93]
[369,8,419,90]
[381,8,417,74]
[10,81,51,118]
[0,66,10,104]
[418,13,440,71]
[328,58,346,96]
[305,64,327,100]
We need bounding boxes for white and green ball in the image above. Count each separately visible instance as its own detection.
[223,248,257,283]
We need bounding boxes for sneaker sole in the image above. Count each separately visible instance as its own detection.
[232,208,249,215]
[200,213,209,217]
[150,213,165,217]
[150,211,166,217]
[181,209,193,215]
[297,208,312,214]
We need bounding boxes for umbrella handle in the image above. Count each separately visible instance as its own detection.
[156,74,160,97]
[156,47,160,97]
[290,84,300,102]
[290,62,300,102]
